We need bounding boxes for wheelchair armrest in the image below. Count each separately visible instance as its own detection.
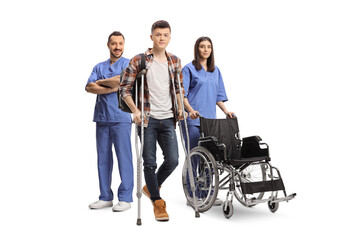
[242,135,262,142]
[241,135,269,158]
[242,136,269,150]
[199,136,227,161]
[199,136,219,143]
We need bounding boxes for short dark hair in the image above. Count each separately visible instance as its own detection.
[108,31,125,44]
[151,20,171,34]
[192,36,215,72]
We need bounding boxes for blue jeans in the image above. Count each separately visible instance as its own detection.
[138,118,179,202]
[96,122,133,202]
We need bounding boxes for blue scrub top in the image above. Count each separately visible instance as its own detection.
[182,63,228,126]
[87,57,132,123]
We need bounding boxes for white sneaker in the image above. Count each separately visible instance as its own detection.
[112,201,131,212]
[89,200,113,209]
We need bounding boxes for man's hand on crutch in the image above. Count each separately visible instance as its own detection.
[122,95,145,125]
[176,93,188,120]
[132,109,142,125]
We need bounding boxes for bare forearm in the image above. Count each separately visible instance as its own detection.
[85,82,117,94]
[96,76,120,88]
[176,94,185,111]
[123,95,142,124]
[216,101,228,114]
[217,101,235,118]
[183,97,195,113]
[176,93,187,120]
[123,96,139,114]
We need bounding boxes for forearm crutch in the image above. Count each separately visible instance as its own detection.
[172,68,200,218]
[135,69,146,226]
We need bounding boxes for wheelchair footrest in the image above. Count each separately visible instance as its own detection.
[270,193,297,203]
[241,179,285,194]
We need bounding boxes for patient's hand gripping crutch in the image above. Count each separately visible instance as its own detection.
[172,68,200,218]
[135,69,146,226]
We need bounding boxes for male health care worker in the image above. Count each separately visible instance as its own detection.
[86,31,133,212]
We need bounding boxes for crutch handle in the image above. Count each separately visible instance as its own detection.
[137,69,146,77]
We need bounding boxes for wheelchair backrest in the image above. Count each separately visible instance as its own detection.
[200,117,241,160]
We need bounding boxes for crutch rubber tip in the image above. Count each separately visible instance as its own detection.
[195,211,200,218]
[136,219,142,226]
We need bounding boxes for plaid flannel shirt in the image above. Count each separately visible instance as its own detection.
[120,48,184,127]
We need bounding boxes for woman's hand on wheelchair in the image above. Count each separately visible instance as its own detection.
[226,111,236,118]
[189,110,200,119]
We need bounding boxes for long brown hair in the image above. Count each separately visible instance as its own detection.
[192,36,215,72]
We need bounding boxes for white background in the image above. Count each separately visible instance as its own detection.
[1,0,359,239]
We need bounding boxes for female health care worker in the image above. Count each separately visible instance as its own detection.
[86,31,133,212]
[181,36,234,205]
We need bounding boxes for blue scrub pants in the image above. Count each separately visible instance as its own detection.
[96,122,133,202]
[139,118,179,202]
[181,123,200,151]
[181,122,213,198]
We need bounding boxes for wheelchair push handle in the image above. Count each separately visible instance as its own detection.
[187,111,201,120]
[227,113,236,119]
[188,110,235,120]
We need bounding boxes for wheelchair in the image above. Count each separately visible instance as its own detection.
[182,117,296,218]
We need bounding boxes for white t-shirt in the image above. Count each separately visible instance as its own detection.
[146,60,173,119]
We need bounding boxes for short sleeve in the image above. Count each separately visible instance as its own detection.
[86,65,99,89]
[216,68,228,102]
[182,65,190,97]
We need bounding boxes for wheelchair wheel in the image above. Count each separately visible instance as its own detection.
[234,163,267,207]
[268,201,279,213]
[182,146,219,213]
[223,201,234,219]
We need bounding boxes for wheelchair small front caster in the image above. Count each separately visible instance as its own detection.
[268,201,279,213]
[223,202,234,218]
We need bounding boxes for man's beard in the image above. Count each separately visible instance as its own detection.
[111,50,123,59]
